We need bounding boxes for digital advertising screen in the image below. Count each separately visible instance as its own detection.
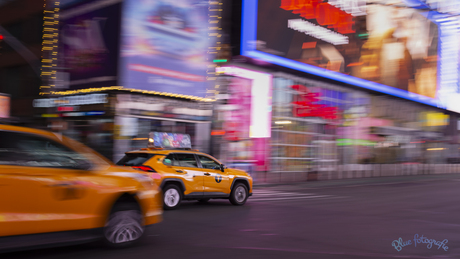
[241,0,460,113]
[149,132,192,148]
[59,0,122,90]
[119,0,215,98]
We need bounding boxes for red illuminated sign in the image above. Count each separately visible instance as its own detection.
[291,84,338,119]
[57,106,74,112]
[280,0,355,34]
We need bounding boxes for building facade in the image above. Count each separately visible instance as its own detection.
[33,0,223,161]
[211,0,460,182]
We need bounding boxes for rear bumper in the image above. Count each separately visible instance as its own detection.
[142,187,163,226]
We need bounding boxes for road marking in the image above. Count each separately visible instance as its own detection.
[252,192,320,197]
[250,195,334,201]
[249,189,342,202]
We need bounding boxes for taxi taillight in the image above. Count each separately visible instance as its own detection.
[132,165,157,173]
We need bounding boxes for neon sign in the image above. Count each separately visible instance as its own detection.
[216,66,272,138]
[291,84,338,119]
[288,19,348,45]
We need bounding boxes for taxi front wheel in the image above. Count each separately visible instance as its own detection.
[163,184,182,210]
[103,203,145,248]
[230,183,248,206]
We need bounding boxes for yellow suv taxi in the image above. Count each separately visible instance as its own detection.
[117,132,253,210]
[0,125,163,252]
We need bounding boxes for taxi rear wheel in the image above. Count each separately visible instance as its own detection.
[103,203,145,248]
[230,183,248,206]
[163,184,182,210]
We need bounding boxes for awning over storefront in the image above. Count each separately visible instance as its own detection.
[371,126,419,136]
[371,126,444,140]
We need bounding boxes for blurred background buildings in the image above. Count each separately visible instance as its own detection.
[2,0,460,182]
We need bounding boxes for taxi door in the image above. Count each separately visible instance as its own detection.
[0,131,97,237]
[197,155,231,195]
[166,153,204,196]
[0,166,92,237]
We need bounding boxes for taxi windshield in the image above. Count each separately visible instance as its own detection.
[61,135,113,167]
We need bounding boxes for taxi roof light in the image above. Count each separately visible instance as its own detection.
[147,132,192,149]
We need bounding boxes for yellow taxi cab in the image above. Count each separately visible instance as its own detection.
[0,125,163,252]
[116,132,253,210]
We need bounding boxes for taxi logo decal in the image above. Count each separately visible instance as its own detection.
[215,174,222,183]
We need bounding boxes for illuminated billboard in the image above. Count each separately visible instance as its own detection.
[119,0,215,98]
[241,0,460,113]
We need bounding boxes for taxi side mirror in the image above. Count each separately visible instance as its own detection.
[220,164,226,172]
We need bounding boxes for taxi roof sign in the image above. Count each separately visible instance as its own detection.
[148,132,192,149]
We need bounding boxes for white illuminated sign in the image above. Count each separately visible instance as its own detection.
[288,19,349,45]
[427,0,460,15]
[436,15,460,113]
[217,66,272,138]
[33,93,108,107]
[328,0,366,16]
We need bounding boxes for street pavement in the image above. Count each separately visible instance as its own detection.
[5,173,460,259]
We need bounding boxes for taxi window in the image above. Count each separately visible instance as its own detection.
[197,155,221,170]
[0,131,89,169]
[174,153,198,168]
[163,154,178,166]
[117,153,154,166]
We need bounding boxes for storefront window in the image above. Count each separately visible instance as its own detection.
[271,75,346,172]
[61,118,114,160]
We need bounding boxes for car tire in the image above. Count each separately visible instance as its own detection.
[198,198,210,203]
[163,184,182,210]
[103,203,145,248]
[229,183,248,206]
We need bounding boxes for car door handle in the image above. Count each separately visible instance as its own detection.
[204,172,211,176]
[176,170,184,173]
[48,182,74,187]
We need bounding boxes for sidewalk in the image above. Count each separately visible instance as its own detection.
[253,173,460,189]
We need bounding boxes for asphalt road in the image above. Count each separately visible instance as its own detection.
[5,174,460,259]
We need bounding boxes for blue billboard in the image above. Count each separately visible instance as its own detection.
[241,0,460,113]
[119,0,214,98]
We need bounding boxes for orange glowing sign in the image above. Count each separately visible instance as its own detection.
[280,0,355,34]
[0,95,10,119]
